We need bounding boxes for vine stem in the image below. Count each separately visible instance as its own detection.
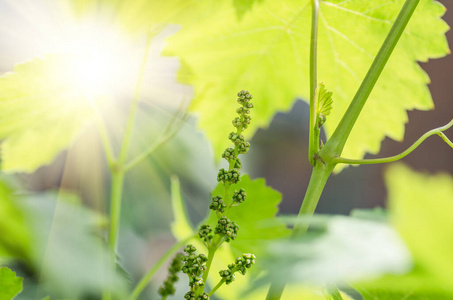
[308,0,319,166]
[107,29,153,254]
[265,164,333,299]
[335,118,453,165]
[103,28,154,300]
[320,0,421,159]
[266,1,420,299]
[108,171,125,252]
[127,235,196,300]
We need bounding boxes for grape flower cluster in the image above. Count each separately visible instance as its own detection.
[157,253,184,299]
[159,91,256,299]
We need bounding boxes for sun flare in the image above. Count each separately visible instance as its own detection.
[58,19,143,98]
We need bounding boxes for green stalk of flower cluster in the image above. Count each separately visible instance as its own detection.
[167,90,256,300]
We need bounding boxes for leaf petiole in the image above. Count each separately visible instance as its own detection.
[334,118,453,165]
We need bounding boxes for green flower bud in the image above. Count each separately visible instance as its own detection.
[217,168,241,184]
[189,276,204,288]
[219,268,236,284]
[184,244,197,254]
[237,141,250,154]
[157,253,184,298]
[222,148,236,162]
[237,90,253,106]
[198,224,213,243]
[215,216,239,242]
[210,195,227,213]
[232,188,247,204]
[232,117,242,128]
[198,293,209,299]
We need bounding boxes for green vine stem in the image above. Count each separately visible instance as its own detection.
[308,0,319,166]
[266,163,334,299]
[107,29,152,254]
[102,28,154,300]
[200,246,216,293]
[108,171,125,252]
[334,118,453,165]
[266,1,421,299]
[128,235,196,300]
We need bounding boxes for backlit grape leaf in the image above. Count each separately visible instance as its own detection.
[0,178,32,262]
[66,0,217,35]
[170,175,196,239]
[387,164,453,288]
[354,164,453,298]
[164,0,449,164]
[205,175,290,258]
[0,267,23,300]
[0,55,104,173]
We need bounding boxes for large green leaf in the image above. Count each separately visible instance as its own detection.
[164,0,449,162]
[258,214,410,288]
[0,179,31,262]
[66,0,216,34]
[354,164,453,299]
[386,164,453,290]
[0,267,23,300]
[0,178,127,298]
[0,55,103,173]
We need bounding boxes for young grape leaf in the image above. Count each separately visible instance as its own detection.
[0,55,104,173]
[164,0,449,164]
[0,267,23,300]
[316,83,333,117]
[354,164,453,298]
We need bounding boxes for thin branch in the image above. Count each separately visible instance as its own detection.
[208,278,226,297]
[123,111,189,172]
[335,119,453,165]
